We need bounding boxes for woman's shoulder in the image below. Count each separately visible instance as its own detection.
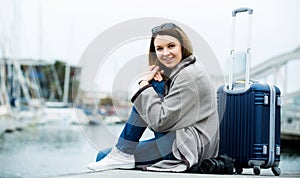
[169,64,202,88]
[178,61,206,79]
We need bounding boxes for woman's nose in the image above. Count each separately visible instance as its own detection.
[163,48,171,55]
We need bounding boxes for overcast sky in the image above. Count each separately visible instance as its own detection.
[1,0,299,93]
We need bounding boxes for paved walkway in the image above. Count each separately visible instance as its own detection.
[51,169,300,178]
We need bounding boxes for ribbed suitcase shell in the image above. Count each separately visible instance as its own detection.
[217,83,281,175]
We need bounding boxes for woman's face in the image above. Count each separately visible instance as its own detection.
[154,35,182,69]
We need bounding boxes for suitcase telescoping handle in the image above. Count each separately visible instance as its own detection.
[232,8,253,17]
[228,7,253,90]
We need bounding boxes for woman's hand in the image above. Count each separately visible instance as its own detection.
[154,69,164,82]
[139,65,163,87]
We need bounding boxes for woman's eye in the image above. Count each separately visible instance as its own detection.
[156,47,162,51]
[168,44,175,48]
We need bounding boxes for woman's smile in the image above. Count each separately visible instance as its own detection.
[163,56,174,62]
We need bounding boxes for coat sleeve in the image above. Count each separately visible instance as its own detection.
[132,70,211,132]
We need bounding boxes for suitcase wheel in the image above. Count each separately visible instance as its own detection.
[253,166,261,175]
[271,166,281,176]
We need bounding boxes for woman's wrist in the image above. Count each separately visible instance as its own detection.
[138,80,149,88]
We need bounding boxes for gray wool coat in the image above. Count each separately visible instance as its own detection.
[131,55,219,172]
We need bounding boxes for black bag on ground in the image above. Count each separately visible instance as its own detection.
[188,155,235,174]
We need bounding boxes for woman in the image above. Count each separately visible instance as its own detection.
[87,23,219,172]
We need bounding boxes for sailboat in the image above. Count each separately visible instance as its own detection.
[0,58,14,134]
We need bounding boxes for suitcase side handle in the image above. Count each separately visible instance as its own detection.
[232,8,253,17]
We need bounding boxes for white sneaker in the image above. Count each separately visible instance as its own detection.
[86,147,135,171]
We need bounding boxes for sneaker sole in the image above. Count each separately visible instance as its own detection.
[88,164,135,172]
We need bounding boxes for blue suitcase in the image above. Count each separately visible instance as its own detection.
[217,8,281,176]
[217,83,281,176]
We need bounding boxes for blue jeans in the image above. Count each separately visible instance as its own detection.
[96,80,176,166]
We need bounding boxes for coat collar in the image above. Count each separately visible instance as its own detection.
[164,55,196,96]
[168,55,196,80]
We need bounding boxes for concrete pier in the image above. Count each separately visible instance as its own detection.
[51,169,300,178]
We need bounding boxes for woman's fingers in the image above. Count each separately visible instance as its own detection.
[149,65,157,71]
[154,71,163,81]
[153,73,159,81]
[151,66,159,73]
[141,65,163,82]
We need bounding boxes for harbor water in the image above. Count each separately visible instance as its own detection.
[0,118,299,178]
